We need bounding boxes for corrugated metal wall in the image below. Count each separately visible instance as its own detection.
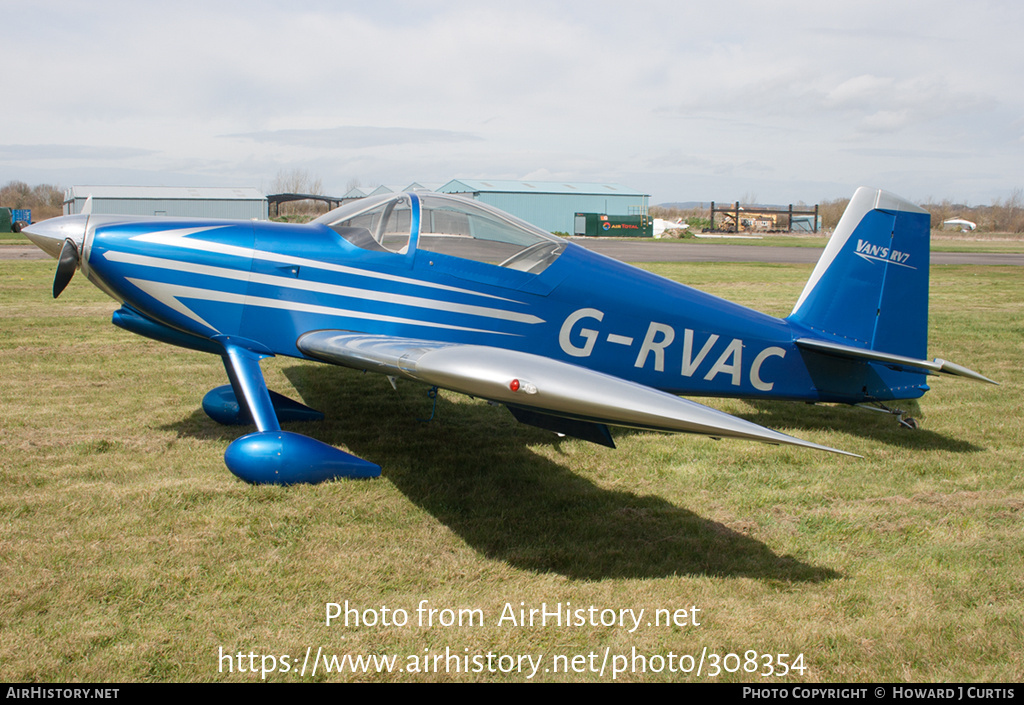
[65,197,268,220]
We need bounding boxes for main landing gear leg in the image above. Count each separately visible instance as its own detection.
[856,402,919,430]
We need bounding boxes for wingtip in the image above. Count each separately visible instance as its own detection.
[774,434,861,459]
[817,444,862,459]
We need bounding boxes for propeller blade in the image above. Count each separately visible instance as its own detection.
[53,238,79,298]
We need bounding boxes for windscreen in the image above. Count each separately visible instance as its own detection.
[416,193,565,273]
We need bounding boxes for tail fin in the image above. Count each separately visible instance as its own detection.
[788,188,930,358]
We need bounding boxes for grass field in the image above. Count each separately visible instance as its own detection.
[0,259,1021,682]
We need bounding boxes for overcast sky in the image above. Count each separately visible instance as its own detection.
[3,1,1022,205]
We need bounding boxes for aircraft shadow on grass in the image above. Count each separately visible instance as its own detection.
[247,364,835,583]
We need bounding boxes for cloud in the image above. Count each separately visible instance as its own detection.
[0,145,158,161]
[823,75,896,109]
[858,109,914,134]
[224,126,483,150]
[842,147,969,160]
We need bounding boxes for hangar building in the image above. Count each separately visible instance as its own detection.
[63,186,268,220]
[437,179,649,235]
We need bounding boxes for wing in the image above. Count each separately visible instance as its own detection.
[297,331,858,457]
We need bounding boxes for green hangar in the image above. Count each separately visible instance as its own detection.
[438,179,650,235]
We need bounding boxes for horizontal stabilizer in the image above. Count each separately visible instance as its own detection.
[298,331,859,456]
[795,338,997,384]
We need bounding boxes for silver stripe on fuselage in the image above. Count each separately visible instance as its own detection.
[125,278,520,336]
[105,251,544,325]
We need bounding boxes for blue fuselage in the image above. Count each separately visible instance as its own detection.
[82,216,924,405]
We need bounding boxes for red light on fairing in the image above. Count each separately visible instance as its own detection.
[509,379,520,392]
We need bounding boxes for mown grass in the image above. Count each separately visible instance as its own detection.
[0,260,1020,682]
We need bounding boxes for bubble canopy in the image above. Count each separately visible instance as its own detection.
[312,191,566,273]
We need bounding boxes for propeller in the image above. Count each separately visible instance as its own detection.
[53,238,80,298]
[23,194,93,299]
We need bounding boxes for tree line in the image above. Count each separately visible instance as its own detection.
[0,181,64,221]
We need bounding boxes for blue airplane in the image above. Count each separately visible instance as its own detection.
[21,187,995,484]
